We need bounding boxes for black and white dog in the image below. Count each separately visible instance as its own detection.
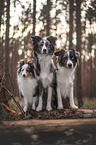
[17,59,38,112]
[31,36,57,111]
[54,49,80,109]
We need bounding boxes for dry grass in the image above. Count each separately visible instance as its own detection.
[9,97,22,114]
[81,97,96,109]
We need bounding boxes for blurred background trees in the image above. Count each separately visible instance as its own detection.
[0,0,96,108]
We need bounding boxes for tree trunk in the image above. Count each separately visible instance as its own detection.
[5,0,10,89]
[69,0,74,49]
[46,0,51,36]
[88,33,93,98]
[76,0,83,108]
[0,0,4,30]
[55,0,57,36]
[32,0,36,35]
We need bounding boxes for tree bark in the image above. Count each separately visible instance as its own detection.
[46,0,51,36]
[5,0,10,89]
[32,0,36,35]
[0,0,5,30]
[76,0,83,108]
[69,0,74,49]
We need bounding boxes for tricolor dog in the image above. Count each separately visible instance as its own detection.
[31,36,57,111]
[54,49,80,109]
[17,59,38,112]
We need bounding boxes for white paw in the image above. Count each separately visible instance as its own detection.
[71,105,78,109]
[32,105,35,110]
[57,103,63,109]
[36,106,42,112]
[46,106,52,111]
[57,104,63,110]
[23,106,27,112]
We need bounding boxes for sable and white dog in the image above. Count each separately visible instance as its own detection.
[54,49,80,109]
[31,36,57,111]
[17,59,38,112]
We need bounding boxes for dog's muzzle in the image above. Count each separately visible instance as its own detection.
[68,63,72,68]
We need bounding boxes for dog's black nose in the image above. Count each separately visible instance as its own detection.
[68,63,72,68]
[43,49,47,53]
[23,74,26,77]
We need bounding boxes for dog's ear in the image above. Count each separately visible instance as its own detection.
[47,36,57,46]
[75,51,80,59]
[28,58,34,66]
[71,49,80,59]
[54,49,65,56]
[18,59,25,68]
[31,36,42,46]
[74,51,80,65]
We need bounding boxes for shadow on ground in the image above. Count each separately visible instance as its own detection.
[0,119,96,145]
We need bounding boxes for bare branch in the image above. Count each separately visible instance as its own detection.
[1,84,25,116]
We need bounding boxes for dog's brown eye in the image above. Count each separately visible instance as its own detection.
[64,56,68,59]
[71,55,74,60]
[45,42,48,47]
[40,42,43,46]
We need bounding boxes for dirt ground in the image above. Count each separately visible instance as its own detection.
[0,118,96,145]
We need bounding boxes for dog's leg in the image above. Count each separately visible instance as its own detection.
[36,94,43,112]
[69,85,78,109]
[46,86,52,111]
[23,97,28,112]
[57,86,63,109]
[32,97,37,110]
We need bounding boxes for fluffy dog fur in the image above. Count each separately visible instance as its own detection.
[17,59,38,112]
[31,36,57,111]
[54,49,80,109]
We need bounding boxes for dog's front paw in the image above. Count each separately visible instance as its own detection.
[23,106,27,112]
[32,105,35,110]
[46,106,52,111]
[36,106,42,112]
[71,105,78,109]
[57,104,63,110]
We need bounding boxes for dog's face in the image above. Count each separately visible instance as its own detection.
[31,36,57,56]
[17,59,35,77]
[54,49,80,69]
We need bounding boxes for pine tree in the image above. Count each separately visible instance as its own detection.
[5,0,10,89]
[33,0,36,35]
[76,0,83,107]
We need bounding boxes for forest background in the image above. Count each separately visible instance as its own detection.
[0,0,96,108]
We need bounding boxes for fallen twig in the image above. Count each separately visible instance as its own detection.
[1,84,25,116]
[2,103,20,117]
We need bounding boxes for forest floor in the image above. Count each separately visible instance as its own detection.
[1,92,96,145]
[0,108,96,145]
[0,118,96,145]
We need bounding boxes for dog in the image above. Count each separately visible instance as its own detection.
[17,59,38,112]
[54,49,80,109]
[31,36,57,111]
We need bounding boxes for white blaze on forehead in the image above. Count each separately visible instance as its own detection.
[42,40,47,49]
[65,50,69,57]
[41,40,49,54]
[65,50,73,68]
[21,64,28,76]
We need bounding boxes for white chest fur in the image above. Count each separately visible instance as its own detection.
[38,55,53,88]
[57,66,75,97]
[17,75,37,103]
